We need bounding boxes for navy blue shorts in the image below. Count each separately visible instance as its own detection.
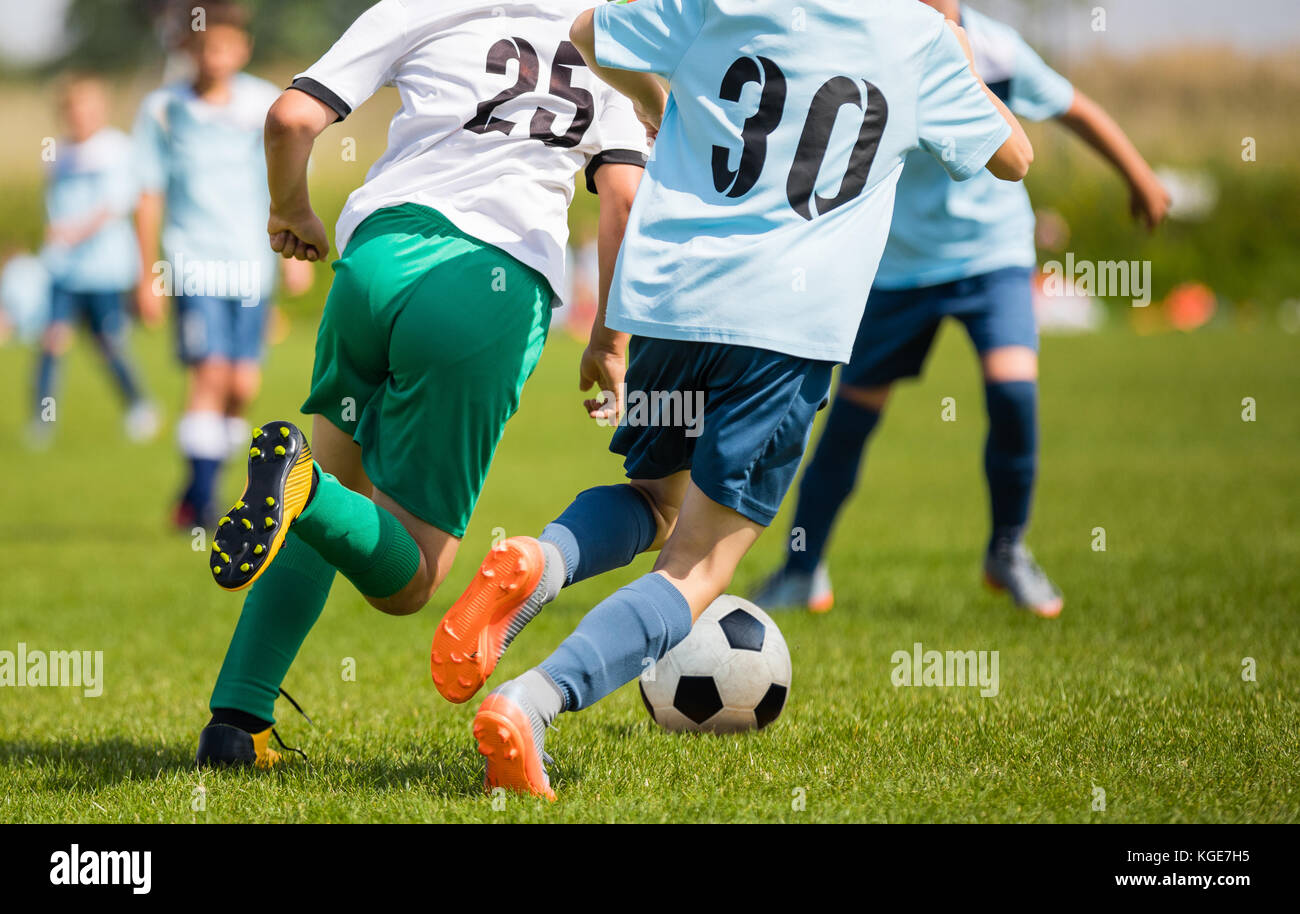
[843,266,1037,389]
[49,287,129,339]
[610,337,833,526]
[175,295,269,365]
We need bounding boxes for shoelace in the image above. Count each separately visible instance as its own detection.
[270,687,313,765]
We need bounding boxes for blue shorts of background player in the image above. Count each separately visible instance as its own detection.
[844,266,1036,389]
[762,264,1065,618]
[175,295,270,366]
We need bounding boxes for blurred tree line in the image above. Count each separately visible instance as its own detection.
[58,0,377,72]
[57,0,1078,73]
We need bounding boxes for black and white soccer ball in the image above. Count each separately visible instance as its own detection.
[639,595,792,734]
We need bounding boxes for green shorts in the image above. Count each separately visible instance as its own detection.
[302,203,552,537]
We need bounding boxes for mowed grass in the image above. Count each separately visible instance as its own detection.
[0,318,1297,823]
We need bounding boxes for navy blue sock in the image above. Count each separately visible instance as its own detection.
[785,397,881,573]
[540,573,693,712]
[186,458,223,516]
[539,485,657,586]
[984,380,1038,551]
[93,331,143,404]
[35,351,58,412]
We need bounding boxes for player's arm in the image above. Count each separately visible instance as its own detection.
[570,10,668,136]
[1056,90,1170,230]
[46,208,113,248]
[133,191,165,327]
[948,22,1033,182]
[265,89,336,262]
[581,163,642,423]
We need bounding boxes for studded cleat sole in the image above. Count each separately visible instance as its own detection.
[474,692,555,801]
[430,537,545,704]
[210,420,315,592]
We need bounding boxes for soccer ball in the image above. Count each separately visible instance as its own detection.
[639,595,792,734]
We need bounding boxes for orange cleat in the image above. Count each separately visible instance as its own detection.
[430,537,548,703]
[474,690,555,801]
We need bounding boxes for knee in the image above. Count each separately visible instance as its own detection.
[228,367,261,412]
[838,382,891,413]
[630,480,682,547]
[365,575,434,616]
[362,548,447,617]
[42,325,72,355]
[982,346,1038,384]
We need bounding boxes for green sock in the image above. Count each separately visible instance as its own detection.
[209,531,335,724]
[292,468,422,599]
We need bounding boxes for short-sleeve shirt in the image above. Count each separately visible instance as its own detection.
[134,73,282,298]
[874,5,1075,290]
[292,0,652,304]
[42,127,139,292]
[593,0,1013,363]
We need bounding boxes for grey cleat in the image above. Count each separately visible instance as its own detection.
[752,562,835,613]
[983,540,1063,618]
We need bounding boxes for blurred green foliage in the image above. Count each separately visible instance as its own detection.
[56,0,377,73]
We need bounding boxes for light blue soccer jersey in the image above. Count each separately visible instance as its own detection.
[874,6,1074,290]
[133,73,281,298]
[594,0,1012,363]
[42,128,139,293]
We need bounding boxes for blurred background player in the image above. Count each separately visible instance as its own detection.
[193,0,649,768]
[133,1,312,529]
[755,0,1171,618]
[30,75,157,449]
[433,0,1033,799]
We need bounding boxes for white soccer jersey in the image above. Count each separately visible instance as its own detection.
[294,0,652,303]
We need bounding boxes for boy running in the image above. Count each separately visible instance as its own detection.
[134,1,312,530]
[755,0,1170,617]
[33,75,157,448]
[429,0,1033,799]
[196,0,650,767]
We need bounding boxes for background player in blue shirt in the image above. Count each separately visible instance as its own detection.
[133,1,312,529]
[31,75,157,449]
[756,0,1170,618]
[426,0,1034,799]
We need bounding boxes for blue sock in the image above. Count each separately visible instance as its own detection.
[785,397,881,573]
[984,380,1038,550]
[540,573,693,712]
[186,458,223,516]
[93,330,143,404]
[539,485,657,586]
[35,351,58,412]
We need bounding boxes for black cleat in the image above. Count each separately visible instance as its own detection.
[195,723,283,769]
[210,420,315,592]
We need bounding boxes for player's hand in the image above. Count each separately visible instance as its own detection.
[268,207,329,262]
[134,278,165,329]
[1129,170,1171,231]
[634,84,669,141]
[579,340,627,426]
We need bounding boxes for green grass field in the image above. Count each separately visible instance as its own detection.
[0,319,1297,823]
